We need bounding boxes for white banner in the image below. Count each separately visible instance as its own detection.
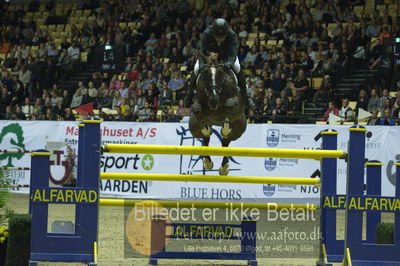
[0,121,398,202]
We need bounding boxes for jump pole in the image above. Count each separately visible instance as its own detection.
[99,198,319,210]
[100,173,320,185]
[102,144,346,159]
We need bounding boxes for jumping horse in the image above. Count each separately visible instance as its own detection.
[189,53,247,175]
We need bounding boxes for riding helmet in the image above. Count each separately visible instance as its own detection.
[212,18,229,38]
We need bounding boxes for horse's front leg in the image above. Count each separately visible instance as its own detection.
[219,138,231,176]
[189,113,213,171]
[221,118,231,138]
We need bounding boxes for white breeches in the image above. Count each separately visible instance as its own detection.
[194,56,240,75]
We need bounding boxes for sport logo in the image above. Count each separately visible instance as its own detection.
[264,158,277,171]
[266,129,280,147]
[0,123,25,167]
[263,184,276,197]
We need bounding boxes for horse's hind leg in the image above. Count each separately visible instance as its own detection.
[219,138,230,176]
[189,114,213,171]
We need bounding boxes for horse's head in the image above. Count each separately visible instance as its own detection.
[198,53,228,110]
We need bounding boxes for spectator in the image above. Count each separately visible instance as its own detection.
[156,79,171,106]
[67,42,80,62]
[314,75,334,105]
[145,33,158,52]
[142,71,157,91]
[87,81,97,97]
[138,101,152,121]
[355,89,369,113]
[22,97,34,118]
[145,88,158,109]
[98,89,112,109]
[70,89,83,109]
[270,97,287,118]
[112,90,122,109]
[367,110,380,125]
[14,106,26,120]
[243,46,259,68]
[367,88,380,112]
[322,101,339,121]
[64,108,75,121]
[168,72,185,102]
[378,108,395,126]
[271,71,285,92]
[176,99,191,117]
[289,69,310,99]
[339,98,354,123]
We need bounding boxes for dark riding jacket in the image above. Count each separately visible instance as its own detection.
[199,26,239,68]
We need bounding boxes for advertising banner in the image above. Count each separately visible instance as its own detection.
[0,121,397,202]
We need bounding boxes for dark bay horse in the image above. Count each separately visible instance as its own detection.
[189,54,247,175]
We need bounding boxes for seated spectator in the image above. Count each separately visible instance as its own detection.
[176,99,191,117]
[355,89,369,113]
[112,90,122,109]
[14,106,26,120]
[67,42,80,62]
[168,72,185,102]
[70,89,83,109]
[22,97,34,118]
[289,69,310,99]
[145,88,158,109]
[270,97,287,117]
[392,97,400,119]
[159,80,172,106]
[138,101,152,121]
[117,81,129,98]
[88,81,97,97]
[367,88,380,112]
[109,75,122,90]
[142,71,157,91]
[378,109,396,126]
[378,89,392,112]
[367,110,380,125]
[98,89,112,109]
[81,89,92,105]
[64,108,75,121]
[145,33,158,52]
[314,75,334,105]
[243,46,259,68]
[135,89,146,110]
[128,64,139,81]
[339,98,354,123]
[271,71,285,92]
[322,101,339,121]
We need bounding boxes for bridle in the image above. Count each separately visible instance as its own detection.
[198,63,228,97]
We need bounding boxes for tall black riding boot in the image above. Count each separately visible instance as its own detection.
[184,73,197,108]
[236,70,252,113]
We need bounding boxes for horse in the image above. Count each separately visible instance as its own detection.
[189,54,247,175]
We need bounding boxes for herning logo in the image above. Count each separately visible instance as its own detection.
[264,158,277,171]
[0,123,25,167]
[266,129,280,147]
[263,184,276,197]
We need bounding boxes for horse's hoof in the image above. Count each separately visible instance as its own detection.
[201,126,212,137]
[219,163,229,176]
[221,124,231,138]
[203,158,214,171]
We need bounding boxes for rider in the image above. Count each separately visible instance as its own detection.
[184,18,251,112]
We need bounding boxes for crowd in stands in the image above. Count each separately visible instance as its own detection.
[0,0,399,124]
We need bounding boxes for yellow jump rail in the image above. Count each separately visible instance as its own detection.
[100,173,320,185]
[102,144,346,160]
